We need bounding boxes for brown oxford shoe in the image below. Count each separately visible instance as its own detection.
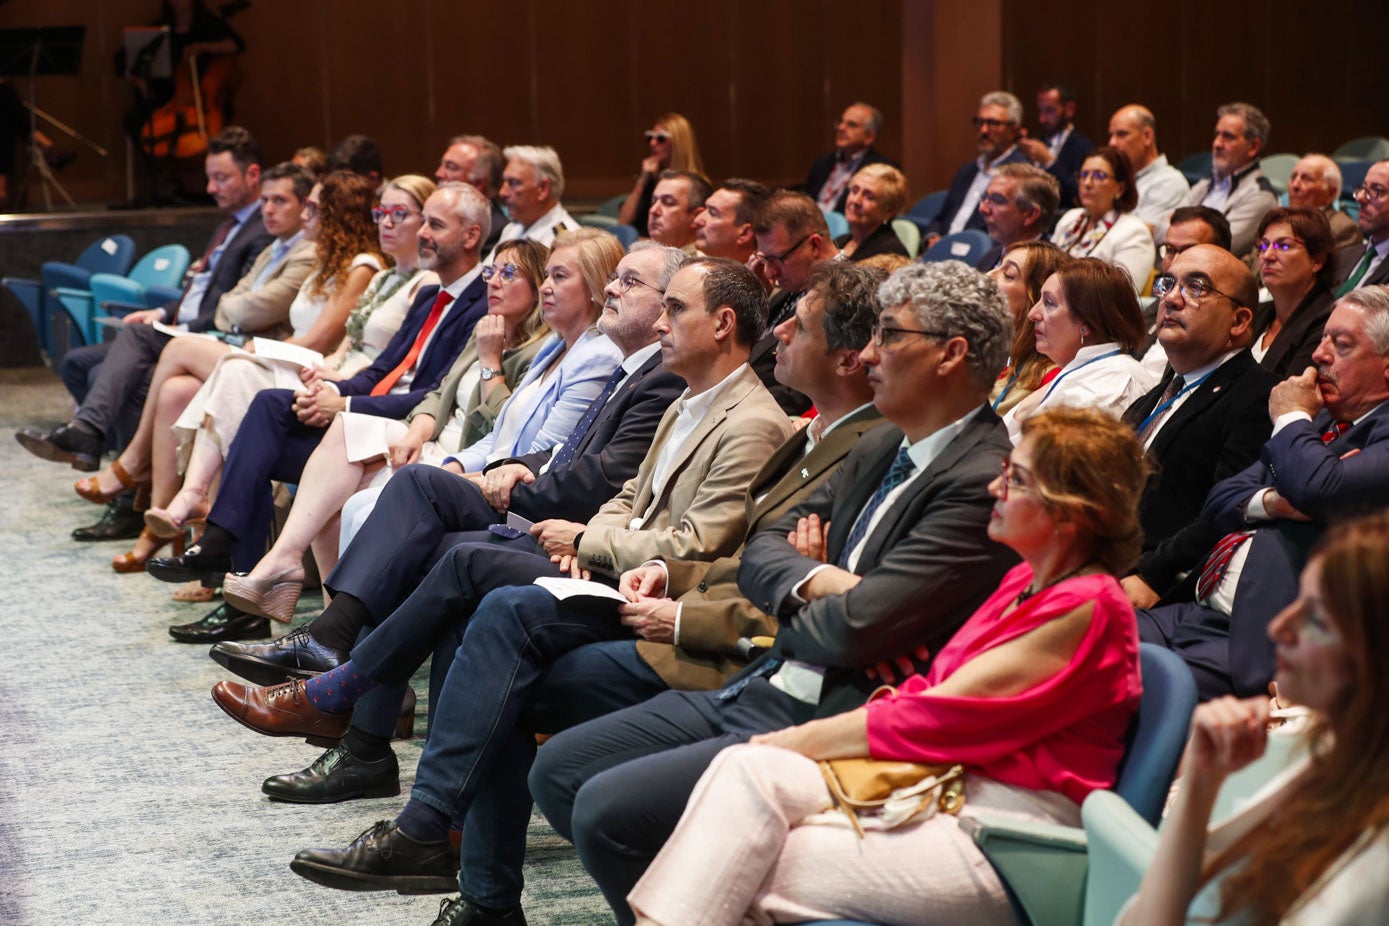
[211,678,350,747]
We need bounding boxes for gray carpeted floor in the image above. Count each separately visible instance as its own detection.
[0,368,614,925]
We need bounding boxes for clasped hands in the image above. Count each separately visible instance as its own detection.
[614,563,676,644]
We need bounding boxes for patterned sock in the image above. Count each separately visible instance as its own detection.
[395,797,451,844]
[302,660,377,714]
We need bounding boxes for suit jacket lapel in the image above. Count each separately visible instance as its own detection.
[1147,353,1250,458]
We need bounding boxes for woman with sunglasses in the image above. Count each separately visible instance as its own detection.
[1122,509,1389,925]
[79,170,384,572]
[617,113,705,237]
[1051,145,1155,293]
[222,230,625,621]
[1250,206,1338,379]
[623,408,1148,926]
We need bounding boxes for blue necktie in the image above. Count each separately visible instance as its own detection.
[549,365,626,468]
[838,448,915,568]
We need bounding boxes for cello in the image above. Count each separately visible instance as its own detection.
[139,0,249,160]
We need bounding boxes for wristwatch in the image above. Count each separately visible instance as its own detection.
[479,367,502,381]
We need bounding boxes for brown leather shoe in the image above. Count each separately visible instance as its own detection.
[211,678,350,747]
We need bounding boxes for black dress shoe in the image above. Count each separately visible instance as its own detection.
[146,544,233,585]
[209,625,345,685]
[15,424,102,471]
[431,897,528,925]
[168,603,271,644]
[290,820,457,893]
[262,743,399,804]
[71,496,144,541]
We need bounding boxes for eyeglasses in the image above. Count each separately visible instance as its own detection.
[1353,182,1389,203]
[482,263,523,283]
[755,233,812,267]
[870,322,949,347]
[971,116,1014,130]
[1152,273,1246,308]
[606,271,661,295]
[979,191,1014,208]
[303,201,321,218]
[1255,237,1305,254]
[372,205,418,225]
[998,459,1038,499]
[644,131,671,143]
[1077,169,1111,183]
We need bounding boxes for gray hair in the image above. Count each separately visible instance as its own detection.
[1342,285,1389,354]
[452,134,503,192]
[628,240,690,289]
[877,260,1011,393]
[435,181,492,250]
[503,144,565,200]
[1216,102,1271,147]
[980,91,1024,126]
[850,101,885,136]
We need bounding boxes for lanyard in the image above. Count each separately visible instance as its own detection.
[1043,349,1122,402]
[1136,371,1213,434]
[991,370,1018,411]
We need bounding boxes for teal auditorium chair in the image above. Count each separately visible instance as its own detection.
[609,224,639,249]
[823,209,849,241]
[3,234,136,353]
[920,229,992,266]
[1176,150,1213,186]
[1332,136,1389,163]
[891,218,922,258]
[596,194,627,219]
[51,244,191,345]
[811,644,1198,926]
[1258,153,1300,197]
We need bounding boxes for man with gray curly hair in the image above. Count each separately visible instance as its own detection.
[490,144,577,259]
[528,258,1018,923]
[925,90,1031,245]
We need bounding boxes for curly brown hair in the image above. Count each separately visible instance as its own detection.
[306,170,383,300]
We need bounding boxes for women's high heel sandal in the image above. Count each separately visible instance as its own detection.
[222,571,305,623]
[75,459,150,507]
[112,528,185,574]
[144,490,209,540]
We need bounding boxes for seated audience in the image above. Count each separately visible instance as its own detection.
[1136,285,1389,700]
[1123,510,1389,924]
[1121,245,1275,609]
[492,145,576,255]
[1003,258,1154,440]
[618,113,705,236]
[434,134,507,254]
[291,145,326,178]
[1106,103,1190,230]
[1161,103,1278,259]
[1141,206,1234,375]
[1336,159,1389,296]
[645,170,710,253]
[220,231,620,620]
[924,91,1029,243]
[621,408,1148,926]
[835,163,910,261]
[1287,153,1361,252]
[802,102,898,213]
[977,163,1061,270]
[989,241,1069,413]
[527,260,1020,922]
[1251,206,1338,378]
[1051,145,1155,292]
[692,178,770,265]
[1018,81,1095,208]
[327,133,383,190]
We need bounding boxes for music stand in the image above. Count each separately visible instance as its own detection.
[0,27,96,211]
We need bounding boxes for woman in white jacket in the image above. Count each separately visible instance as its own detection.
[1052,145,1155,293]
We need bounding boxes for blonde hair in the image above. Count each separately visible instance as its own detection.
[550,227,625,322]
[852,163,910,217]
[655,113,705,176]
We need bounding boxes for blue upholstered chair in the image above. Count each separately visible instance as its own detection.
[3,234,136,353]
[919,229,993,267]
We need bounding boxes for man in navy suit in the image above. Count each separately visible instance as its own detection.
[801,102,898,214]
[923,91,1031,247]
[1137,284,1389,700]
[148,182,493,582]
[1018,82,1094,210]
[1121,245,1277,609]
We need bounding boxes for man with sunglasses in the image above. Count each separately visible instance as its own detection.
[1120,245,1276,612]
[1336,160,1389,296]
[923,91,1030,248]
[801,102,898,214]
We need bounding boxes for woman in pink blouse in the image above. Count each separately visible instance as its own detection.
[628,407,1150,926]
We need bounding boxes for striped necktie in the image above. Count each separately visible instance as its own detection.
[839,448,915,568]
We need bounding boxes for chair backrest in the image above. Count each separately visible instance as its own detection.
[1333,136,1389,163]
[823,209,849,241]
[577,213,618,230]
[1258,153,1300,197]
[909,190,948,223]
[920,229,993,266]
[597,194,627,218]
[1176,150,1213,186]
[129,244,191,290]
[891,218,922,258]
[74,234,137,277]
[1114,644,1199,826]
[609,224,639,249]
[1339,159,1372,199]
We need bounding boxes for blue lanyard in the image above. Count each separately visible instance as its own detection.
[991,371,1018,411]
[1042,349,1122,401]
[1136,371,1213,434]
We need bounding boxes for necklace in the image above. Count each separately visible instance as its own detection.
[1014,559,1097,606]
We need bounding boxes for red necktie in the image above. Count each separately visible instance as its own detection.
[179,217,235,300]
[371,291,453,396]
[1321,421,1351,444]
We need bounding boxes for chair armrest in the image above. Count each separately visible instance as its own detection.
[963,813,1087,926]
[1081,791,1157,926]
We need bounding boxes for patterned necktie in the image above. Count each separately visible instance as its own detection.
[838,448,915,568]
[370,291,453,396]
[1195,529,1255,603]
[1136,375,1185,445]
[1336,246,1376,297]
[549,365,627,468]
[1321,420,1352,444]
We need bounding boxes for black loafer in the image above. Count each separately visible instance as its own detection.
[146,545,233,585]
[72,496,144,542]
[15,424,101,471]
[262,744,399,804]
[290,820,457,894]
[168,603,271,644]
[209,625,345,685]
[432,897,528,925]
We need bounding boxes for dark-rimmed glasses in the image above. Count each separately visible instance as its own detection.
[606,272,661,295]
[756,233,811,267]
[870,322,950,347]
[372,205,418,225]
[1152,273,1246,308]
